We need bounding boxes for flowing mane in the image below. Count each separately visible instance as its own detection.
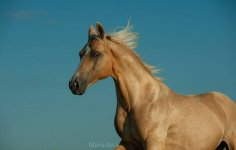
[106,22,159,75]
[108,22,138,49]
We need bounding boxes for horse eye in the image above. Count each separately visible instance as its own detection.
[91,51,101,58]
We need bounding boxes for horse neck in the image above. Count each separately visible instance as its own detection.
[108,41,161,112]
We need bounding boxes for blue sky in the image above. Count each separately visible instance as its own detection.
[0,0,236,149]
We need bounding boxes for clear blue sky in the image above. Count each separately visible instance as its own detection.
[0,0,236,149]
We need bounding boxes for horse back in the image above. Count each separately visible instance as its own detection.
[164,91,235,149]
[209,92,236,144]
[197,92,236,128]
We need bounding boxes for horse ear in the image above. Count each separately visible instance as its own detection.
[96,22,105,39]
[89,25,97,38]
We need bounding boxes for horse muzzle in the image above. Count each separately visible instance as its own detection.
[69,79,86,95]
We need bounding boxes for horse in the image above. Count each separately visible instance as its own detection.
[69,22,236,150]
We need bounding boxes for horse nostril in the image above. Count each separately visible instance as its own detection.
[74,80,80,89]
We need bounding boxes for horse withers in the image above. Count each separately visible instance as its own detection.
[69,22,236,150]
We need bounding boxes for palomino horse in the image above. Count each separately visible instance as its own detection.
[69,22,236,150]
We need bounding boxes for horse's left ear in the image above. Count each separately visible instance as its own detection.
[89,25,97,38]
[96,22,105,39]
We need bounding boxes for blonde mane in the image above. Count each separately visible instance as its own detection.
[106,22,159,75]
